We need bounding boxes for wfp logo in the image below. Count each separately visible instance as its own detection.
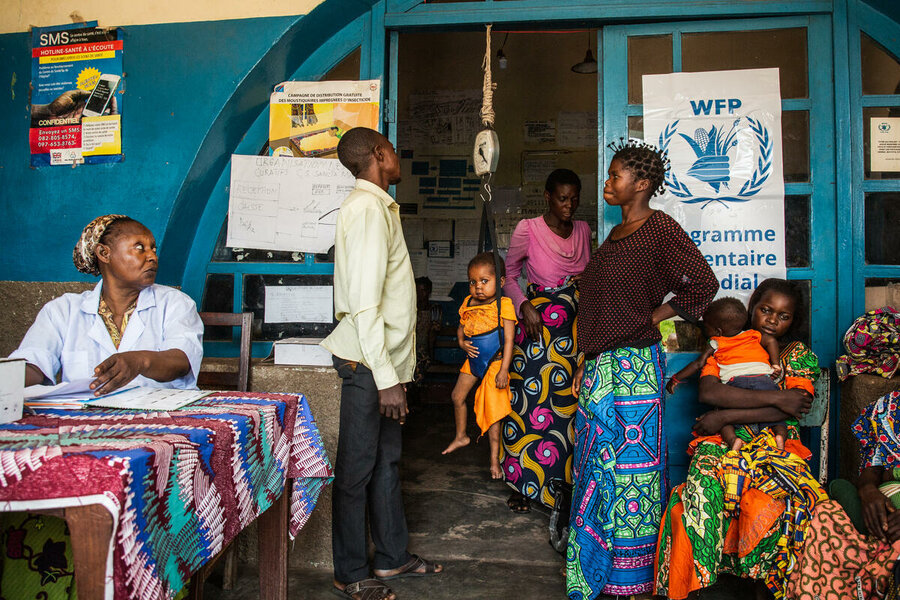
[879,121,891,133]
[659,111,773,209]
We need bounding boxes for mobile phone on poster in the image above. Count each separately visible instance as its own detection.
[82,74,120,118]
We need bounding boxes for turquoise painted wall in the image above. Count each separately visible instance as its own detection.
[0,16,300,282]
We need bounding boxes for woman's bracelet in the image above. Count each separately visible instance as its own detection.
[670,376,681,384]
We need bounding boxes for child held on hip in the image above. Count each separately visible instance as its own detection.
[667,296,786,451]
[442,252,517,479]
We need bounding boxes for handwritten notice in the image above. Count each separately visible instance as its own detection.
[524,120,557,144]
[227,155,356,253]
[408,248,427,277]
[401,89,481,148]
[557,111,598,148]
[264,285,334,324]
[523,157,557,183]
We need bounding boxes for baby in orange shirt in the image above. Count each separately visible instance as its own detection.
[442,252,516,479]
[667,297,785,450]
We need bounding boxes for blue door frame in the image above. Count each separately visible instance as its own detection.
[601,16,837,482]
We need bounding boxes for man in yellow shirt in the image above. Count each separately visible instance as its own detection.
[322,127,443,600]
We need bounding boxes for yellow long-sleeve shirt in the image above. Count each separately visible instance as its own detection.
[320,179,416,390]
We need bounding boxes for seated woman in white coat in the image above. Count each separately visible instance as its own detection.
[1,214,204,600]
[10,213,203,393]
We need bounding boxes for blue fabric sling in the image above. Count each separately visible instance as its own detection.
[466,327,502,378]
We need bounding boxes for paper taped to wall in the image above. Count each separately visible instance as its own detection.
[264,285,334,324]
[227,154,356,253]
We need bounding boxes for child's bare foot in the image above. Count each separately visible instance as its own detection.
[731,438,744,452]
[490,458,502,479]
[442,436,470,454]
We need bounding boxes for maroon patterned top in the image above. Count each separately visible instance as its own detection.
[577,210,718,354]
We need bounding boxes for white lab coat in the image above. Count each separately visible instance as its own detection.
[9,282,203,389]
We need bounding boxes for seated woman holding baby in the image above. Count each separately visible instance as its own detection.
[655,278,826,600]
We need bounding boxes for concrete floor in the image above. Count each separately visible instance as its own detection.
[205,387,761,599]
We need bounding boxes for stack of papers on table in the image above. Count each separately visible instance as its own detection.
[24,378,112,409]
[24,379,211,411]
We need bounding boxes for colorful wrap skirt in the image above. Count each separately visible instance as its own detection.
[566,344,667,598]
[501,279,579,508]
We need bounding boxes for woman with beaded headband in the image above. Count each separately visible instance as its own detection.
[566,140,717,598]
[9,214,203,394]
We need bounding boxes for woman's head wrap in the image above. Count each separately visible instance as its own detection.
[854,391,900,473]
[73,214,127,275]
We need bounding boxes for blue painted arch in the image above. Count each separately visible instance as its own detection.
[160,0,380,293]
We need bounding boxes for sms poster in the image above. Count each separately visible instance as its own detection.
[269,80,380,158]
[643,68,786,302]
[30,23,124,167]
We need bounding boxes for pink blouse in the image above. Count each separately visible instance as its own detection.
[502,216,592,316]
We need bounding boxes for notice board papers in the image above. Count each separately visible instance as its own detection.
[227,155,356,253]
[264,285,333,324]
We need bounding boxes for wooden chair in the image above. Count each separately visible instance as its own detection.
[798,367,831,485]
[191,312,252,597]
[197,312,253,392]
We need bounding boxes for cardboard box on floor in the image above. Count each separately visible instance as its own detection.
[273,338,332,366]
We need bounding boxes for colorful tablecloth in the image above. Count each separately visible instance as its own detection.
[0,392,333,600]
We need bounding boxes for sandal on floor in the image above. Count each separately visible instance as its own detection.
[507,492,531,514]
[332,579,395,600]
[373,554,443,580]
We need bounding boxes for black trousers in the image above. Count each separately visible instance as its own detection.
[332,357,410,583]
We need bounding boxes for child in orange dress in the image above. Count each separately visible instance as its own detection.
[667,297,785,450]
[442,252,517,479]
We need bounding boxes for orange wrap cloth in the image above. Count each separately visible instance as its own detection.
[458,295,516,434]
[460,359,512,434]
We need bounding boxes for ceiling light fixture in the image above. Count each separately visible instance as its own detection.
[571,30,598,74]
[497,32,509,69]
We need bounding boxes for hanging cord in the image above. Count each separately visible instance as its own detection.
[477,24,503,344]
[480,24,497,128]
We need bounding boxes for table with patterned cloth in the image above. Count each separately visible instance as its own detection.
[0,392,334,600]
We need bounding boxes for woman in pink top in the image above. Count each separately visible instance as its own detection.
[500,169,592,514]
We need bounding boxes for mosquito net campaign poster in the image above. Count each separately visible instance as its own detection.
[268,80,380,158]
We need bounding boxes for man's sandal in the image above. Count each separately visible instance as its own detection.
[373,554,443,580]
[332,579,396,600]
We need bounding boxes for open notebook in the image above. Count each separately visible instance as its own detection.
[25,379,210,411]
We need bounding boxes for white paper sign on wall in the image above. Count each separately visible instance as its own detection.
[227,155,356,254]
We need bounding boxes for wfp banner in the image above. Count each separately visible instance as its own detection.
[269,80,380,158]
[30,23,124,167]
[643,68,785,299]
